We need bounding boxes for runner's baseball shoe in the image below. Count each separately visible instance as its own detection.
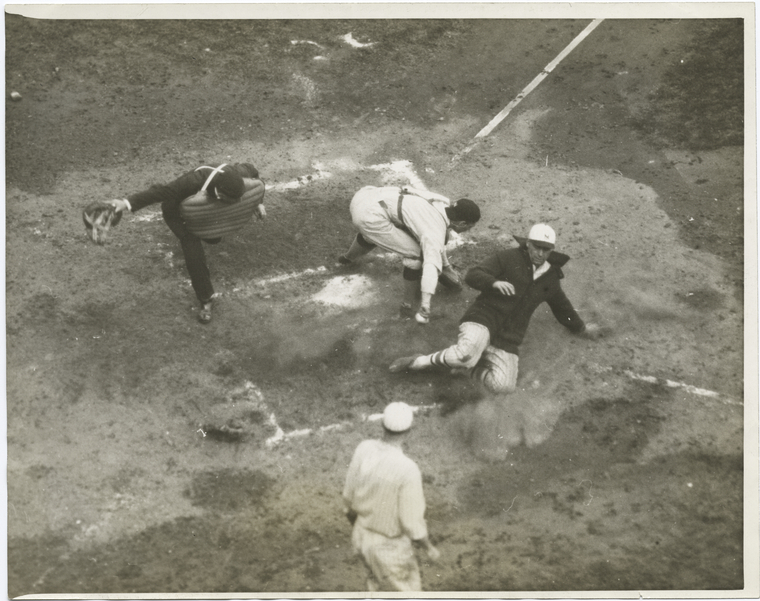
[389,354,423,373]
[415,306,431,324]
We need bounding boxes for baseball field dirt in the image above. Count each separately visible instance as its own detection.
[4,11,751,596]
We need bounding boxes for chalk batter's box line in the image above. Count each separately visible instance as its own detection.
[265,404,440,448]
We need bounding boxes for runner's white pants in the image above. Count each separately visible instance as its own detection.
[430,322,518,394]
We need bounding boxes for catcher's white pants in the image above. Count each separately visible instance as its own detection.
[352,524,422,591]
[430,322,518,394]
[350,187,423,270]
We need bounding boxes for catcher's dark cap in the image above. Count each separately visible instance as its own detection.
[450,198,480,224]
[213,169,245,200]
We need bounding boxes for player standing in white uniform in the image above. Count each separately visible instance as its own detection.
[343,402,440,591]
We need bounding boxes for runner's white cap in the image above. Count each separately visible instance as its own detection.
[527,223,556,248]
[383,402,414,432]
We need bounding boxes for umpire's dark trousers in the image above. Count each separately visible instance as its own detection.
[162,200,217,305]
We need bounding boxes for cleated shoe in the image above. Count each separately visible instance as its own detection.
[389,354,423,373]
[415,306,431,324]
[198,302,213,324]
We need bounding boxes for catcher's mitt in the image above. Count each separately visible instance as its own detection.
[438,265,463,290]
[82,200,122,245]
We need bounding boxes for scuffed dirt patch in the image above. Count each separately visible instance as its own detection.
[185,469,275,511]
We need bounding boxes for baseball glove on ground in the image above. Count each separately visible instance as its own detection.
[82,200,123,245]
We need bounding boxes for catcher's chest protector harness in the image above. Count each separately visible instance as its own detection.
[180,164,265,239]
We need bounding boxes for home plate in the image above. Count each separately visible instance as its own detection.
[311,274,378,308]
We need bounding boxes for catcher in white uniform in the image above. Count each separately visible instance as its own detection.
[339,186,480,323]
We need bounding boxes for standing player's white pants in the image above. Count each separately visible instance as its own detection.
[428,322,518,394]
[352,524,422,591]
[350,187,423,270]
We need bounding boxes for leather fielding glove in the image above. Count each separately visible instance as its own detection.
[82,200,124,245]
[439,264,463,290]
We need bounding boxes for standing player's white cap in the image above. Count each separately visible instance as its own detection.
[383,402,414,432]
[527,223,556,248]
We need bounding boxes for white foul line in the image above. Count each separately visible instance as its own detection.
[624,370,741,406]
[260,369,737,448]
[452,18,604,162]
